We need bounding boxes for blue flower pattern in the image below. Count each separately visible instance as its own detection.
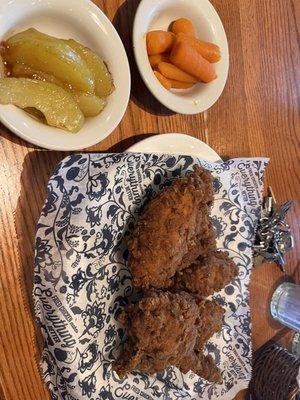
[34,154,268,400]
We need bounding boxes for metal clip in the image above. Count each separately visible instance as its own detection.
[253,187,294,270]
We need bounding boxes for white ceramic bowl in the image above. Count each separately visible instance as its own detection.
[127,133,222,162]
[0,0,130,151]
[133,0,229,114]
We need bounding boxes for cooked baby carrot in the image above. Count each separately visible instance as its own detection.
[170,39,217,83]
[158,62,197,83]
[154,70,172,90]
[169,79,195,89]
[148,53,170,68]
[175,33,221,63]
[171,18,196,37]
[146,31,174,55]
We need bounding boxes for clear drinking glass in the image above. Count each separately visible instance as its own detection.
[291,333,300,357]
[270,282,300,332]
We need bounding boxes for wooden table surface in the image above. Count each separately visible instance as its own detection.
[0,0,299,399]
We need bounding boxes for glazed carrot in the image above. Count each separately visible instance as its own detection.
[158,62,197,83]
[169,79,195,89]
[148,53,170,68]
[175,33,221,63]
[146,31,174,55]
[154,70,172,90]
[171,18,196,37]
[170,39,217,83]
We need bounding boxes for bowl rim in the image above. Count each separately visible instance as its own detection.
[132,0,229,115]
[127,132,223,162]
[0,0,131,151]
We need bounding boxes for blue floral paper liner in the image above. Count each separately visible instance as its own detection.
[33,153,268,400]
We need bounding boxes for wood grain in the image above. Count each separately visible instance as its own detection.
[0,383,5,400]
[0,0,299,399]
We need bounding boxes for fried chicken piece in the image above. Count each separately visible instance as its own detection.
[114,291,223,382]
[179,351,221,383]
[114,291,199,377]
[178,299,224,382]
[197,299,225,350]
[172,250,239,297]
[128,166,216,290]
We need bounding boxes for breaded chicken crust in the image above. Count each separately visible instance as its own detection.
[172,250,239,296]
[128,166,216,289]
[114,291,224,382]
[115,165,238,383]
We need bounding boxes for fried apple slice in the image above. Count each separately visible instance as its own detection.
[3,29,95,92]
[24,107,47,122]
[11,64,106,117]
[0,54,8,78]
[65,39,113,97]
[0,78,84,132]
[72,92,106,117]
[11,63,66,88]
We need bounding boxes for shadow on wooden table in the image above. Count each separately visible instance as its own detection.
[14,150,64,353]
[112,0,175,117]
[250,262,295,350]
[106,132,159,152]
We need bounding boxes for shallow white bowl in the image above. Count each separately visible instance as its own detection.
[127,133,222,162]
[133,0,229,114]
[0,0,130,151]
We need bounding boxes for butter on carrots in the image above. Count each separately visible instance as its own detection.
[170,39,217,83]
[146,31,174,55]
[175,33,221,63]
[171,18,196,37]
[153,70,172,90]
[158,62,197,83]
